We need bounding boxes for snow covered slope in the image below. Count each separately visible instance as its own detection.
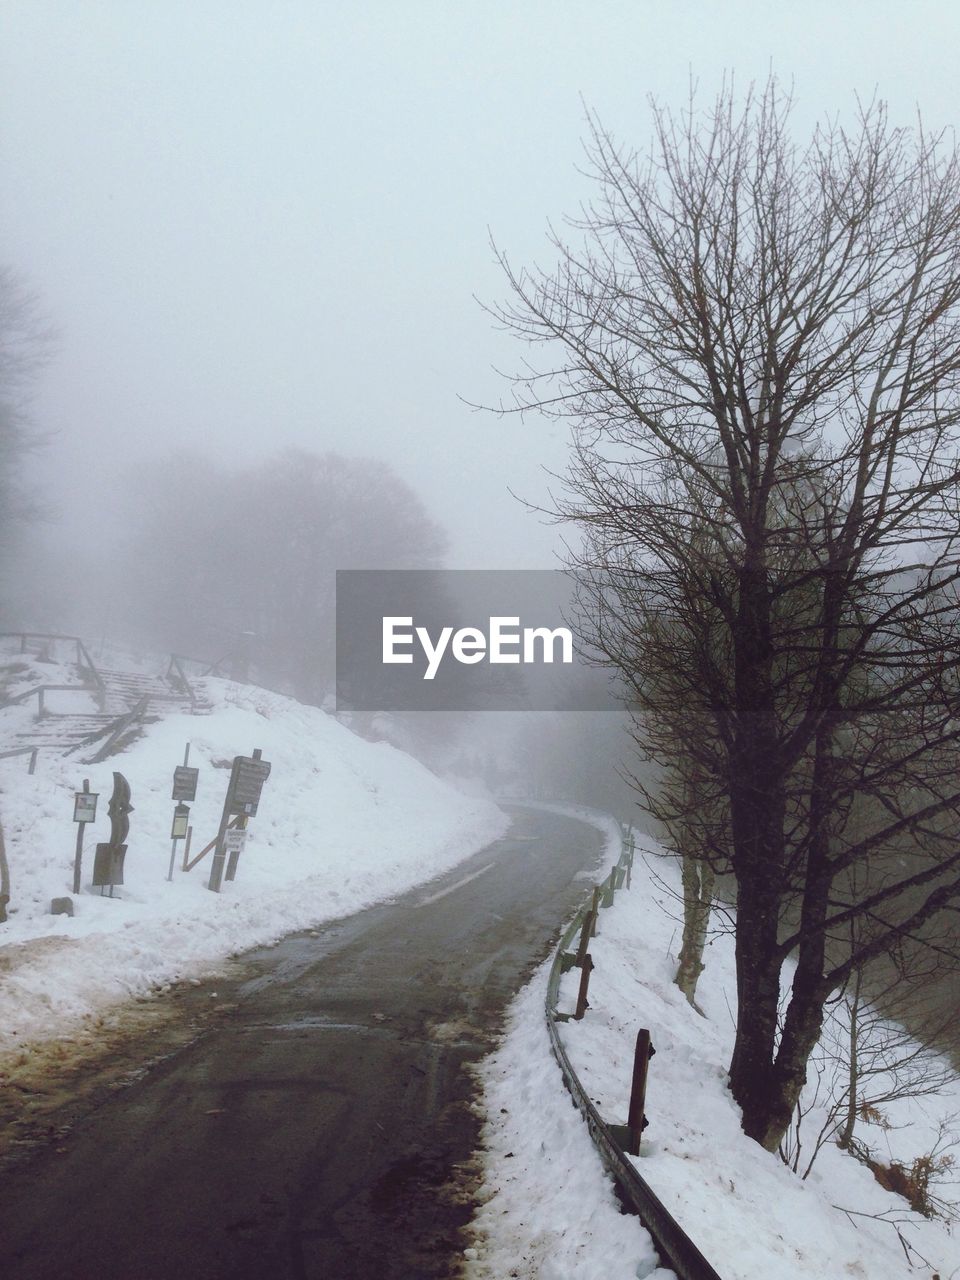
[0,676,507,1055]
[470,812,959,1280]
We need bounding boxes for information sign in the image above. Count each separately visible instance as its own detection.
[172,766,199,803]
[73,792,99,824]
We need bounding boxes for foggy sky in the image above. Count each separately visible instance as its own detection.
[2,1,959,571]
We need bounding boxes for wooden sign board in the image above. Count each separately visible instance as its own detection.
[92,843,127,887]
[229,756,271,816]
[172,766,199,802]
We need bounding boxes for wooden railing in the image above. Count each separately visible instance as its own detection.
[165,654,199,708]
[0,632,106,708]
[0,745,38,773]
[2,683,93,717]
[80,695,152,763]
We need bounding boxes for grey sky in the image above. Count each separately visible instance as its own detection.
[2,1,959,569]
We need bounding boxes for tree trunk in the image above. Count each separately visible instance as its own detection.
[675,854,714,1006]
[732,726,835,1151]
[837,969,862,1150]
[728,872,785,1148]
[726,557,789,1146]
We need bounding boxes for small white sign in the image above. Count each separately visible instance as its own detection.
[224,828,247,854]
[74,792,98,823]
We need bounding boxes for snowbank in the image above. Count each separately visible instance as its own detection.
[0,677,507,1053]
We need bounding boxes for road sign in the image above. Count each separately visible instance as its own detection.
[172,766,199,802]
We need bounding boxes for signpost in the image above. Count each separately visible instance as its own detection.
[168,744,197,881]
[72,779,99,894]
[208,749,271,893]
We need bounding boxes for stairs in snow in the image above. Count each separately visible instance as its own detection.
[4,663,213,761]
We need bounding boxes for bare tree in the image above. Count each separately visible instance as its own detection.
[490,80,960,1150]
[780,955,959,1182]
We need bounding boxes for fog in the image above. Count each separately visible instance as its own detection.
[3,1,960,792]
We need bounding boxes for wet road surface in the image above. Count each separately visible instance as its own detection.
[0,805,602,1279]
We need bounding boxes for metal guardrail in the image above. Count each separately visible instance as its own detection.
[544,832,724,1280]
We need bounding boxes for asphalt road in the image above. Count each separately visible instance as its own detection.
[0,805,603,1280]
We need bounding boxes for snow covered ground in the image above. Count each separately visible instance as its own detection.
[469,811,960,1280]
[0,669,507,1058]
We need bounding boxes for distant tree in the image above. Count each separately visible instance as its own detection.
[119,449,447,704]
[0,266,52,572]
[238,450,448,701]
[491,80,960,1151]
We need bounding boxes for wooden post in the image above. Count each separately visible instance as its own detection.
[575,906,596,966]
[590,886,600,935]
[207,790,234,893]
[72,779,90,895]
[574,954,593,1020]
[626,1028,654,1155]
[601,867,616,908]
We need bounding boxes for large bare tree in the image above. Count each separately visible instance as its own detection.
[491,81,960,1150]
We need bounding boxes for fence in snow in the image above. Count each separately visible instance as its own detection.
[544,827,725,1280]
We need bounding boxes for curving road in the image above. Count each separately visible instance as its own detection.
[0,805,603,1280]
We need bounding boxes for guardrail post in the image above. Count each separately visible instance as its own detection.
[575,904,596,966]
[574,954,593,1020]
[37,686,46,719]
[590,885,600,935]
[29,748,37,775]
[625,1028,655,1155]
[601,867,616,908]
